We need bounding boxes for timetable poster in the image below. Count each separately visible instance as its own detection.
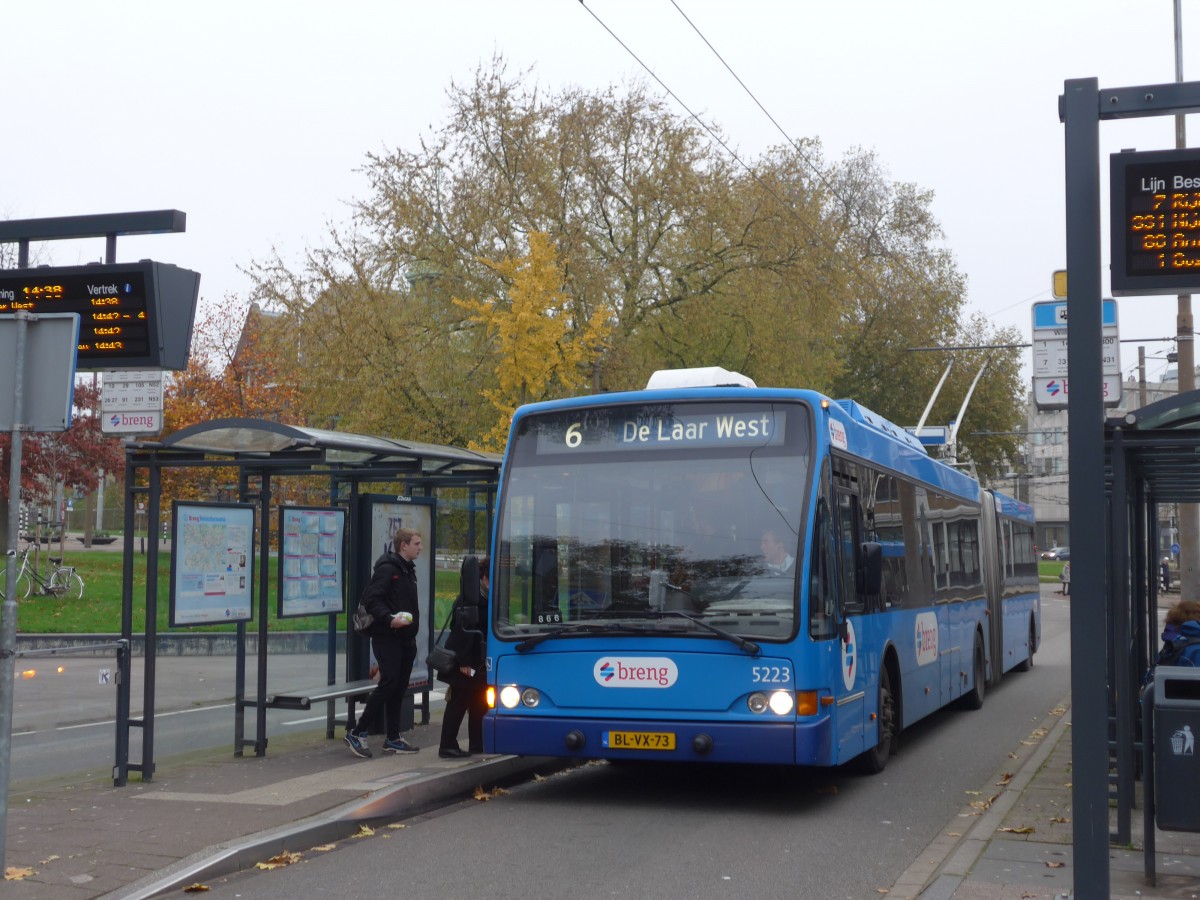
[169,502,255,627]
[278,506,345,618]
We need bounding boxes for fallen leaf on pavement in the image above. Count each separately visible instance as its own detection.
[255,851,302,870]
[4,867,36,881]
[353,824,375,838]
[995,772,1014,786]
[999,826,1036,834]
[1045,861,1065,868]
[474,785,510,801]
[183,884,211,893]
[311,844,336,852]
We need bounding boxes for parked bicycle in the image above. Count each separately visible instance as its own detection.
[0,544,84,599]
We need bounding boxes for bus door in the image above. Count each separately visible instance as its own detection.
[833,486,870,759]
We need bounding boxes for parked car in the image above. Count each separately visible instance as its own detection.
[1041,546,1070,561]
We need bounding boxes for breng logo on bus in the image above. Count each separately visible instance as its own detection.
[594,657,678,688]
[914,612,939,666]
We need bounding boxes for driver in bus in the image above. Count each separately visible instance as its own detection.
[760,528,795,575]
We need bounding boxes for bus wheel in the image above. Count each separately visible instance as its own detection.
[856,665,897,774]
[960,631,986,710]
[1014,618,1035,673]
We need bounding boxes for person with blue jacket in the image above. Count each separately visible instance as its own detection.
[1157,600,1200,668]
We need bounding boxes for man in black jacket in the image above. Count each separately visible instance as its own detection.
[345,528,423,758]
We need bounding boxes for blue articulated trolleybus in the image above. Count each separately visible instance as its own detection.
[483,367,1039,771]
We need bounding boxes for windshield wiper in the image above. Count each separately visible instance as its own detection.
[515,622,650,652]
[654,609,761,657]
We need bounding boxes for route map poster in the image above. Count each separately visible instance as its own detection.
[278,506,345,618]
[169,502,256,626]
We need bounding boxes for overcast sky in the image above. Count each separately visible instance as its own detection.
[6,1,1200,390]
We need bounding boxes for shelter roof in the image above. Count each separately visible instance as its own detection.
[1107,389,1200,503]
[131,418,501,478]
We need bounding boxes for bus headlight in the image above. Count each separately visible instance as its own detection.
[768,690,795,716]
[499,685,522,709]
[747,692,768,713]
[521,688,541,708]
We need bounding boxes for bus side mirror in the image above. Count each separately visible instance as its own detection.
[858,541,883,595]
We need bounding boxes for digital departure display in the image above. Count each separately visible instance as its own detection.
[1111,148,1200,296]
[0,260,199,370]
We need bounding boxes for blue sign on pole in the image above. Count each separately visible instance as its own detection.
[1172,543,1180,556]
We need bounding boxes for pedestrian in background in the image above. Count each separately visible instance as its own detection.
[345,528,423,758]
[439,555,489,758]
[1162,557,1172,593]
[1059,561,1070,597]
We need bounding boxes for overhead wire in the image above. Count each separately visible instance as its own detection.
[667,0,1068,332]
[576,0,963,330]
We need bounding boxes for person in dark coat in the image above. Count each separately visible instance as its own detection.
[345,528,423,758]
[439,555,489,758]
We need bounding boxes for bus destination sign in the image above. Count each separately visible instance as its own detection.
[532,406,787,455]
[1111,147,1200,296]
[0,260,200,370]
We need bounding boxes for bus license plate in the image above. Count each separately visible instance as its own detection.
[606,730,676,750]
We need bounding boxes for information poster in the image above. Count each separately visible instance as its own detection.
[169,502,255,626]
[278,506,346,618]
[366,497,435,691]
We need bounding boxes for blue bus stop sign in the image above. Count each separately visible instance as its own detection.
[1172,543,1180,556]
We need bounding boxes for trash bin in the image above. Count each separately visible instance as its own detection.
[1153,666,1200,832]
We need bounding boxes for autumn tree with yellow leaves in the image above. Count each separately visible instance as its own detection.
[455,233,610,451]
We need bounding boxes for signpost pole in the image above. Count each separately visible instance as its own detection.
[0,312,29,868]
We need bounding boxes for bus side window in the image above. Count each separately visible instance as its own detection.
[836,490,866,615]
[809,498,837,640]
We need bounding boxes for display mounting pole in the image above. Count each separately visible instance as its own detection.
[0,311,30,867]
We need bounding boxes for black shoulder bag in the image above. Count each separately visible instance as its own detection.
[426,605,458,674]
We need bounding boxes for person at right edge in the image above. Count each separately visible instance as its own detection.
[439,555,490,759]
[344,528,423,758]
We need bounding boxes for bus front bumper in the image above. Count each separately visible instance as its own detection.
[487,713,834,766]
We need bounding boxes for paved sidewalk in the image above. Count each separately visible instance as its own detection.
[2,715,560,899]
[890,699,1200,899]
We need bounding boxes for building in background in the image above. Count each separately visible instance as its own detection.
[997,362,1184,555]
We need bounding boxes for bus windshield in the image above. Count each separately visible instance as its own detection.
[494,400,812,641]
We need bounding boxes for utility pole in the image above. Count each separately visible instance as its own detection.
[1173,0,1199,600]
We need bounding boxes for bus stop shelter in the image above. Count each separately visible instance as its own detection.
[1105,389,1200,876]
[114,418,500,785]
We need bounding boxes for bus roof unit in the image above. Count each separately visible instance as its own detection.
[645,367,758,390]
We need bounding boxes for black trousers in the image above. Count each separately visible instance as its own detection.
[355,638,416,741]
[439,670,487,752]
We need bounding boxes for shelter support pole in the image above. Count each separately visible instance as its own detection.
[114,455,137,786]
[140,460,161,781]
[255,472,271,756]
[1063,75,1110,899]
[1110,429,1132,844]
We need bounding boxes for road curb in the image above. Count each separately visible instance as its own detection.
[104,755,572,899]
[887,690,1073,899]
